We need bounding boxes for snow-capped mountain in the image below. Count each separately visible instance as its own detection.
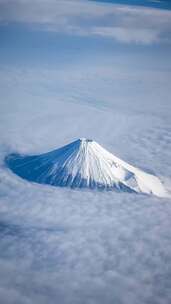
[5,138,167,197]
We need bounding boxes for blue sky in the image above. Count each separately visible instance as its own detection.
[91,0,171,10]
[0,0,171,67]
[0,0,171,122]
[0,0,171,125]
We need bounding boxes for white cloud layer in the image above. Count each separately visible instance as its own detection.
[0,61,171,302]
[0,0,171,44]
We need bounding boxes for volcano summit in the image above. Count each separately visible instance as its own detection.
[5,138,167,197]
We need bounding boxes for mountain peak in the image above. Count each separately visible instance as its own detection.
[79,138,93,142]
[5,138,168,197]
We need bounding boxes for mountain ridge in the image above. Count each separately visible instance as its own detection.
[5,138,168,197]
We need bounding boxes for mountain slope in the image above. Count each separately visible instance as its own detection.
[5,138,167,197]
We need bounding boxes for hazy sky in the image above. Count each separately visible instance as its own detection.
[0,0,171,65]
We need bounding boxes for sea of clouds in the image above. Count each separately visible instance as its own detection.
[0,1,171,303]
[0,60,171,304]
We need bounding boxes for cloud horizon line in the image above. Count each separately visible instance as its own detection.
[0,0,171,45]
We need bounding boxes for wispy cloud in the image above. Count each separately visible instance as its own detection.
[0,0,171,44]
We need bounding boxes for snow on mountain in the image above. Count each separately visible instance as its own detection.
[5,138,168,197]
